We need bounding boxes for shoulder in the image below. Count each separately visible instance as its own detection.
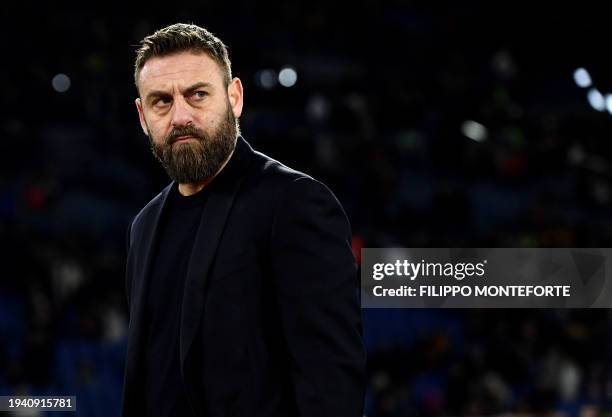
[249,146,308,184]
[246,146,348,228]
[246,145,338,203]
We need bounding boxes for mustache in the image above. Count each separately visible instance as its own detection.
[166,125,206,145]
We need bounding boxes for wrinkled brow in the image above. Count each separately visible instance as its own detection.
[144,81,213,102]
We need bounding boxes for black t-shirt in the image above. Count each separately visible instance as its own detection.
[143,181,210,417]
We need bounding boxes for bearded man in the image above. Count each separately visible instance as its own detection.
[120,23,366,417]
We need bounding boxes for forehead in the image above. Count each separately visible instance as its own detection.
[138,50,224,93]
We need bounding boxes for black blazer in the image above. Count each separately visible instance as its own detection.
[121,137,366,417]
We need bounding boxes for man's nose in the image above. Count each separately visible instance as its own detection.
[170,96,194,127]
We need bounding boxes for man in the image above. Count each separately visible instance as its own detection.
[121,23,366,417]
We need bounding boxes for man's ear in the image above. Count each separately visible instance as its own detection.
[135,97,149,136]
[227,77,244,118]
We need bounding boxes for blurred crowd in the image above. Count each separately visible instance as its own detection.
[3,3,612,416]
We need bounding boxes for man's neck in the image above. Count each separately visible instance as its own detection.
[177,148,235,197]
[178,179,213,197]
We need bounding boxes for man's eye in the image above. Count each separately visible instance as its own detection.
[153,98,171,107]
[194,91,208,99]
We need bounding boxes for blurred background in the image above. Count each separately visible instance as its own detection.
[3,2,612,416]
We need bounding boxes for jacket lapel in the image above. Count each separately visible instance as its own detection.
[179,137,253,368]
[122,183,173,416]
[129,185,173,321]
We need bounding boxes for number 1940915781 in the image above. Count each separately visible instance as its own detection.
[1,396,76,411]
